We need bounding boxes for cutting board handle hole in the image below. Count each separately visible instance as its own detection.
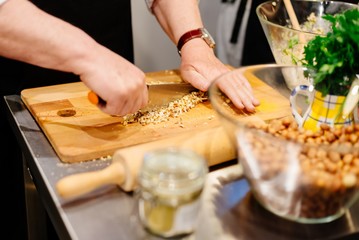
[57,109,76,117]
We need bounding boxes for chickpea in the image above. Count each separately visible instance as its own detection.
[328,151,341,162]
[343,154,354,165]
[245,119,359,219]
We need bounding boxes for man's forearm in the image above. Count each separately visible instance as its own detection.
[151,0,203,45]
[0,0,98,75]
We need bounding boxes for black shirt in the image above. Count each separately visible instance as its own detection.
[0,0,134,95]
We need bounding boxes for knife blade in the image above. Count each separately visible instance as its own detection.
[88,81,197,112]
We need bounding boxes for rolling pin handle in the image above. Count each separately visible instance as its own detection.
[56,159,126,199]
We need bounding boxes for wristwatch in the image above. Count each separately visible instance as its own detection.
[177,28,216,56]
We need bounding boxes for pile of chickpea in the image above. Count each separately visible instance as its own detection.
[243,116,359,219]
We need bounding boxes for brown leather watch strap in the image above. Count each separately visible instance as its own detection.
[177,28,215,56]
[177,28,203,54]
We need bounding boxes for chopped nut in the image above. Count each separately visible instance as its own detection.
[122,91,207,125]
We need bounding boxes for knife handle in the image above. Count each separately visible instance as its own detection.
[88,91,106,106]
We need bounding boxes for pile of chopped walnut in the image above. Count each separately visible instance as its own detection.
[122,91,207,125]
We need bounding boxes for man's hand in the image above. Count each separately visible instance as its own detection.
[179,38,260,112]
[78,45,149,116]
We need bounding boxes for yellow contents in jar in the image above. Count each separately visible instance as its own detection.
[144,202,175,233]
[141,189,202,235]
[138,148,208,238]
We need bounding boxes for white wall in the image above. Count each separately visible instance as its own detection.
[131,0,221,72]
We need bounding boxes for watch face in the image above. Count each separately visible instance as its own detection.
[201,28,216,48]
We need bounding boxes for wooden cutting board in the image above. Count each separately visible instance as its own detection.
[21,68,292,163]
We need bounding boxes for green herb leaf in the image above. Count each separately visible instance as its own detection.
[303,9,359,96]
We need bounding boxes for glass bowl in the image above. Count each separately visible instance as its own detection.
[208,64,359,224]
[256,0,359,66]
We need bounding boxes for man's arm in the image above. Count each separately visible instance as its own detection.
[151,0,203,46]
[151,0,259,112]
[0,0,148,116]
[0,0,101,73]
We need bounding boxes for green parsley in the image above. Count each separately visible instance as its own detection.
[302,9,359,96]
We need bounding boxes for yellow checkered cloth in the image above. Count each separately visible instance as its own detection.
[303,91,353,131]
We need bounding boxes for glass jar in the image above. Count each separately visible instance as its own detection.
[137,148,208,238]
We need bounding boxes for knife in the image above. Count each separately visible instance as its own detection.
[88,81,197,111]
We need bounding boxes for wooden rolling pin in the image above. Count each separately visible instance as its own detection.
[56,125,241,199]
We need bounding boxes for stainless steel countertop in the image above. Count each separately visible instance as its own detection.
[5,95,359,240]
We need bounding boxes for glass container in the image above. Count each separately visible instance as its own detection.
[208,64,359,224]
[137,148,208,237]
[256,0,359,66]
